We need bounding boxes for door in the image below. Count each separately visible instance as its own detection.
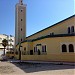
[30,50,33,55]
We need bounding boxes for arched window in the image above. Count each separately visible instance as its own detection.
[24,47,26,50]
[34,47,36,52]
[71,26,74,33]
[69,44,74,52]
[34,47,37,52]
[62,44,67,52]
[42,45,46,52]
[21,38,22,41]
[68,27,70,34]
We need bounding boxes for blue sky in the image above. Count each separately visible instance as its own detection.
[0,0,74,37]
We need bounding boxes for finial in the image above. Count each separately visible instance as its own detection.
[19,0,23,5]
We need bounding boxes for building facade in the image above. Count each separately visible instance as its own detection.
[0,34,8,49]
[7,35,15,50]
[0,34,15,56]
[14,0,75,62]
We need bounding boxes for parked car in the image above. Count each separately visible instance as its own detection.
[0,56,3,61]
[0,54,7,61]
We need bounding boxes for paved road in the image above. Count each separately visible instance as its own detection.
[0,61,75,75]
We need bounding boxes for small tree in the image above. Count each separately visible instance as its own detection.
[2,39,8,55]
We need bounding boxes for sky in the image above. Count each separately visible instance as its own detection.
[0,0,75,37]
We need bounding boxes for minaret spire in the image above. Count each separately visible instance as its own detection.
[19,0,23,5]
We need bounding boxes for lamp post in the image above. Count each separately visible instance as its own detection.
[19,43,22,62]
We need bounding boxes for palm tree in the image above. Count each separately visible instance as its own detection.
[2,39,8,55]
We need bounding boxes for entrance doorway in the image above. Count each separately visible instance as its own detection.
[30,50,33,55]
[38,49,40,55]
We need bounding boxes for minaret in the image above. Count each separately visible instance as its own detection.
[15,0,26,45]
[19,0,23,5]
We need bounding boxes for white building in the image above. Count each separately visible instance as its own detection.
[0,34,15,56]
[7,35,15,50]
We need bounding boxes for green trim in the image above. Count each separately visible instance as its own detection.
[32,33,75,41]
[26,15,75,38]
[21,40,33,43]
[16,33,75,46]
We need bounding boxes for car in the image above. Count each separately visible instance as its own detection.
[0,56,3,61]
[0,55,7,61]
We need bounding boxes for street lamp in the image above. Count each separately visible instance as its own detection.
[19,43,22,62]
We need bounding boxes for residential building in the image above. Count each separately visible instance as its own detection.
[7,35,15,50]
[0,34,15,55]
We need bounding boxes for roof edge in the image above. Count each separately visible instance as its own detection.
[26,14,75,38]
[16,33,75,46]
[32,33,75,42]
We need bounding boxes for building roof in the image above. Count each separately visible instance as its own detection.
[16,33,75,46]
[26,14,75,38]
[22,33,75,43]
[16,15,75,46]
[32,33,75,41]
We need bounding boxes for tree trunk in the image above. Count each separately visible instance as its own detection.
[4,47,5,55]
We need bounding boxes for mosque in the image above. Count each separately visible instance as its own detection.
[14,0,75,62]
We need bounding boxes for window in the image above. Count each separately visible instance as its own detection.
[21,19,22,21]
[21,39,22,41]
[50,32,54,35]
[22,48,26,55]
[30,50,33,55]
[12,52,14,54]
[42,45,46,52]
[69,44,74,52]
[21,10,22,12]
[21,0,23,5]
[34,47,35,52]
[34,47,37,52]
[21,9,23,12]
[21,28,22,31]
[24,47,26,50]
[71,26,74,33]
[62,44,67,52]
[52,32,54,35]
[68,27,70,34]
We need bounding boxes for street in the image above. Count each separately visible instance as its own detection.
[0,61,75,75]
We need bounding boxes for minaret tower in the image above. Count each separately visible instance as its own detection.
[19,0,23,5]
[15,0,26,45]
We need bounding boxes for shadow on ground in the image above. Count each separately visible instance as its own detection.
[11,62,75,73]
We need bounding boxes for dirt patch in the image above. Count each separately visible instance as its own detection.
[0,66,15,74]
